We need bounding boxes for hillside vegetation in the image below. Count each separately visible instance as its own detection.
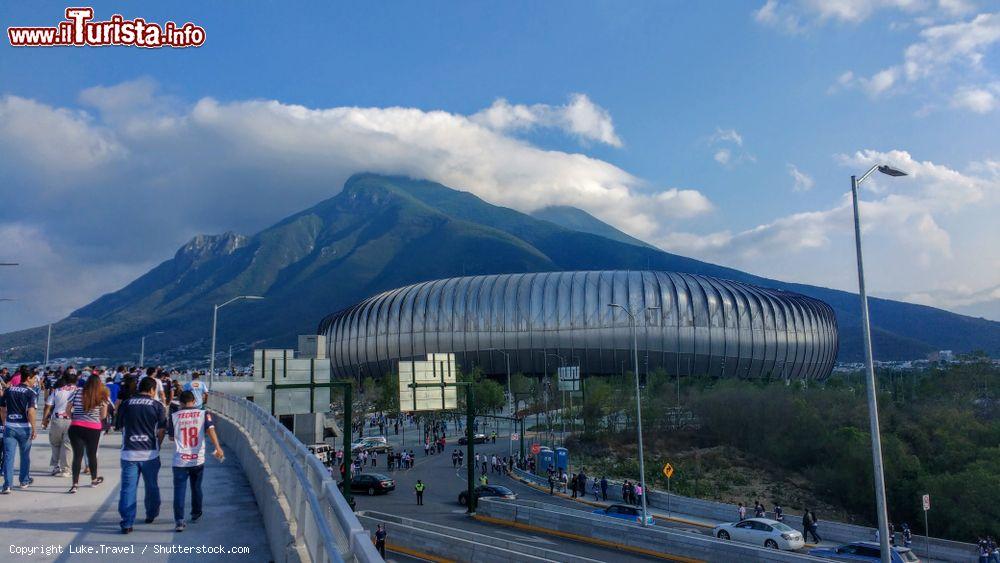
[556,359,998,542]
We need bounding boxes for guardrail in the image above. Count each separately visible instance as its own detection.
[210,392,382,563]
[478,498,827,562]
[513,467,976,561]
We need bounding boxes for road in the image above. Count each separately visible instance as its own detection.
[347,420,949,563]
[349,424,663,562]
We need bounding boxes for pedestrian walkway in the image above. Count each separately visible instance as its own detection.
[0,428,270,561]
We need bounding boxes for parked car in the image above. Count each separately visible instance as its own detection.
[347,473,396,496]
[457,433,488,445]
[457,485,517,506]
[351,436,391,453]
[809,541,921,562]
[712,518,805,551]
[591,504,655,526]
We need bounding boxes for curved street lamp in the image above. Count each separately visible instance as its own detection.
[209,296,264,385]
[608,303,660,528]
[851,163,907,563]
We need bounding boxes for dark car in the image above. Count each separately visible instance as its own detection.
[348,473,396,496]
[809,542,920,562]
[457,485,517,505]
[457,433,488,445]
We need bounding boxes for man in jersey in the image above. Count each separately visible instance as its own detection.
[168,390,224,532]
[182,372,209,409]
[118,377,167,533]
[1,371,38,494]
[142,367,167,407]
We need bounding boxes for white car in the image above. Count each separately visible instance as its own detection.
[713,518,805,551]
[350,436,391,453]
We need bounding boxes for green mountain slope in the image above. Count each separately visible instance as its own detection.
[1,173,997,364]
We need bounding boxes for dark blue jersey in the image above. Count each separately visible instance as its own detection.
[1,385,38,428]
[119,395,167,461]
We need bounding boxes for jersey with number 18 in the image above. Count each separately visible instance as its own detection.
[169,407,215,467]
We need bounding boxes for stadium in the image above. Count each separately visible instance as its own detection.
[318,270,839,381]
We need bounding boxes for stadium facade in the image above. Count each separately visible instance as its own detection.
[319,271,839,381]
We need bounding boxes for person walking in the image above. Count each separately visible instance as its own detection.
[42,373,77,477]
[479,473,488,486]
[168,390,224,532]
[592,479,600,501]
[802,509,821,543]
[374,524,387,558]
[1,370,39,494]
[773,503,784,522]
[754,500,765,518]
[600,476,608,501]
[548,472,555,495]
[414,480,425,505]
[635,483,643,507]
[738,502,747,521]
[117,377,167,533]
[181,372,209,409]
[66,374,109,493]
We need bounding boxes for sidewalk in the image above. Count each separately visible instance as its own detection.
[0,428,270,561]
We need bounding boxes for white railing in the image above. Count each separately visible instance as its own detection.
[210,392,382,563]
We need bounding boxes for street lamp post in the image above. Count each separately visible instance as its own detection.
[851,163,907,563]
[609,302,659,528]
[45,323,52,366]
[538,352,565,446]
[209,296,264,385]
[488,348,514,457]
[139,331,164,368]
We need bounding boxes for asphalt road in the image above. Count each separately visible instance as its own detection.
[349,428,663,562]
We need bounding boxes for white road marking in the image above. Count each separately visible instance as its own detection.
[493,530,558,545]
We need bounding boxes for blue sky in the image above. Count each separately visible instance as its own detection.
[1,1,998,331]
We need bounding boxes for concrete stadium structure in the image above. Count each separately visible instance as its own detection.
[319,270,839,381]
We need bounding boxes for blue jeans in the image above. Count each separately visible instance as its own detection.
[2,425,32,488]
[172,464,205,524]
[119,458,161,529]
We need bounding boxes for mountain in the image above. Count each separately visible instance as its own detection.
[1,173,998,364]
[530,205,655,249]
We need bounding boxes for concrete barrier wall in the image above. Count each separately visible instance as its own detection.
[515,468,977,561]
[478,499,828,563]
[211,393,383,563]
[213,414,306,563]
[357,511,601,563]
[356,514,559,562]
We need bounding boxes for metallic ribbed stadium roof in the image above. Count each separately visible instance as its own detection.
[319,270,838,381]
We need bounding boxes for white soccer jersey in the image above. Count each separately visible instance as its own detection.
[170,408,215,467]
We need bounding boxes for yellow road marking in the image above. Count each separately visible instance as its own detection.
[473,514,706,563]
[386,542,456,563]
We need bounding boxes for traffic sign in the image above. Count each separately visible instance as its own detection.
[662,462,674,479]
[922,494,930,511]
[511,433,519,441]
[531,443,541,455]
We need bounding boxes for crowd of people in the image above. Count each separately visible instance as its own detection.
[0,364,220,533]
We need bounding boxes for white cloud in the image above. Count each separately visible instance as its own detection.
[0,83,707,331]
[657,149,999,308]
[844,12,1000,103]
[708,127,754,167]
[471,93,623,147]
[788,164,816,191]
[754,0,804,33]
[950,85,998,112]
[753,0,933,31]
[710,128,744,146]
